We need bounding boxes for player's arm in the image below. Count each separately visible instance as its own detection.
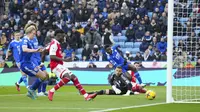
[22,40,41,53]
[111,44,120,50]
[122,75,132,96]
[41,45,50,63]
[49,44,71,62]
[108,58,118,68]
[108,73,121,94]
[108,73,115,86]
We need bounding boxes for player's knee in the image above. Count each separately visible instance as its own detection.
[38,71,48,80]
[70,74,76,80]
[63,73,71,79]
[129,65,136,71]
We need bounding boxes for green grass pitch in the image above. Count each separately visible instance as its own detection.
[0,86,199,112]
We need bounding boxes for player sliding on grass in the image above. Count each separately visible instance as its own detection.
[47,29,97,101]
[105,45,144,85]
[5,31,29,91]
[88,66,146,96]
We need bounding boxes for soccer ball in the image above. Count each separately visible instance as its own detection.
[145,90,156,100]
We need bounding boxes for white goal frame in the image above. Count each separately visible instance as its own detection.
[166,0,174,103]
[167,0,200,103]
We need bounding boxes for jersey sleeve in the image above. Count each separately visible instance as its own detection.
[49,43,58,55]
[22,39,28,48]
[121,75,132,90]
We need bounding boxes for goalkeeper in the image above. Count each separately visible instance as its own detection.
[89,66,145,96]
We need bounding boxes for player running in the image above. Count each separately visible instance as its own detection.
[31,36,49,96]
[105,45,144,85]
[26,23,49,96]
[47,29,97,101]
[88,66,146,96]
[5,31,29,91]
[20,25,48,99]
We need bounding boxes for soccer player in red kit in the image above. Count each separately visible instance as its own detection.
[47,29,97,101]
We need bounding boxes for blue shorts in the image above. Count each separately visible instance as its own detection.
[122,62,131,73]
[32,60,46,71]
[20,62,39,77]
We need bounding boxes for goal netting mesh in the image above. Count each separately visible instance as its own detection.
[172,0,200,102]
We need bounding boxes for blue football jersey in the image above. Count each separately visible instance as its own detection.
[107,45,125,68]
[20,36,35,63]
[8,40,21,63]
[31,36,41,62]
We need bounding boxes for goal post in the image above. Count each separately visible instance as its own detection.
[166,0,174,103]
[167,0,200,103]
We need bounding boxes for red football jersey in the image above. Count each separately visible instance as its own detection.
[48,39,63,70]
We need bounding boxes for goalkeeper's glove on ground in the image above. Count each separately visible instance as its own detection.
[123,90,131,96]
[112,85,121,94]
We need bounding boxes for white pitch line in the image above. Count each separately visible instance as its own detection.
[90,102,166,112]
[0,107,104,110]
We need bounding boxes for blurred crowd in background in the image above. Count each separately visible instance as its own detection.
[0,0,199,68]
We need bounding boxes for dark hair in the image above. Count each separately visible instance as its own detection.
[104,45,111,50]
[54,29,64,36]
[14,30,20,34]
[116,66,122,69]
[134,62,140,65]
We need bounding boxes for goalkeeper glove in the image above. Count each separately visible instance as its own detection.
[123,90,131,96]
[112,85,121,94]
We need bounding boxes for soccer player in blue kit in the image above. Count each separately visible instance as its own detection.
[5,31,29,91]
[26,23,49,96]
[20,25,48,99]
[31,36,49,96]
[105,45,143,85]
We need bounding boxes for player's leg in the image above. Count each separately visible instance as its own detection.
[48,64,97,101]
[28,70,48,99]
[37,84,43,96]
[48,64,71,101]
[70,74,97,101]
[127,64,143,84]
[37,65,48,96]
[41,69,49,95]
[88,89,117,95]
[21,63,48,99]
[131,82,147,93]
[15,63,29,91]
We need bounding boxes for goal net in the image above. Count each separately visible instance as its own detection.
[170,0,200,103]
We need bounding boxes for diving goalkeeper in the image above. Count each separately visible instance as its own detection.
[89,66,146,96]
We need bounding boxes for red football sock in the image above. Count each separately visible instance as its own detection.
[54,77,70,91]
[72,77,87,95]
[139,88,147,93]
[131,71,136,83]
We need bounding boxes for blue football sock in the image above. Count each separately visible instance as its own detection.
[135,72,142,84]
[30,78,43,90]
[22,75,28,87]
[42,81,48,92]
[38,84,42,93]
[17,77,23,84]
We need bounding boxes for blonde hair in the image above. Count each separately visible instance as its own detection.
[24,22,38,31]
[25,25,36,34]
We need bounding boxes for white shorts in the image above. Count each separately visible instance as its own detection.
[52,64,73,78]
